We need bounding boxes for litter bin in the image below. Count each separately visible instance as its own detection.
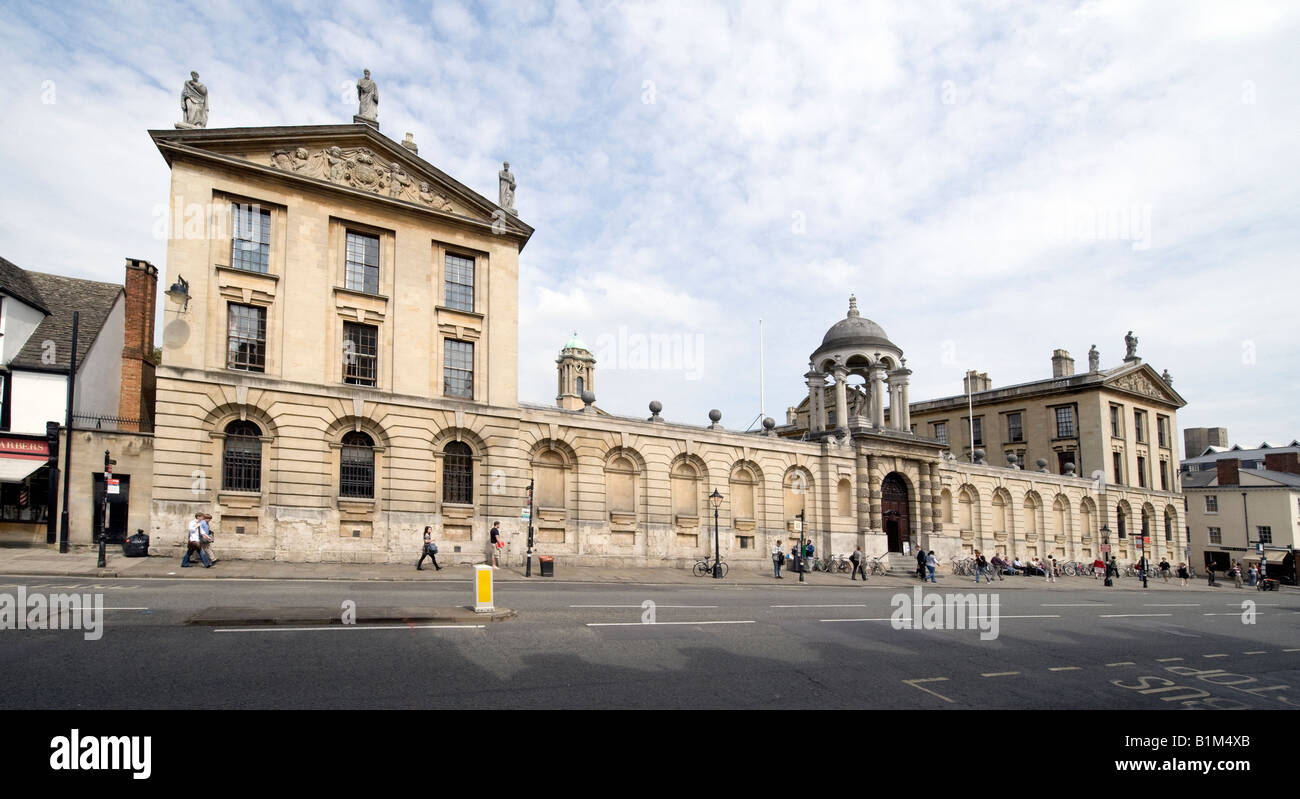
[538,555,554,577]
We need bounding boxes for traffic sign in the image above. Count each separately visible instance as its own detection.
[521,507,531,521]
[1100,544,1111,553]
[106,478,120,495]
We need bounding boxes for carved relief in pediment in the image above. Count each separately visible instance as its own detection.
[1111,372,1169,400]
[269,145,456,213]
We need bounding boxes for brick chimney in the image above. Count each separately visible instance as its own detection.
[1052,349,1075,378]
[1264,452,1300,476]
[119,258,158,431]
[1216,458,1240,486]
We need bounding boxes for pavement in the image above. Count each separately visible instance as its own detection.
[0,545,1290,595]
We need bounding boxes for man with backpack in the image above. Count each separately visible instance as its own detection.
[850,546,867,581]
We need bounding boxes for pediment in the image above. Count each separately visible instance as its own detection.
[1102,364,1184,407]
[150,124,532,241]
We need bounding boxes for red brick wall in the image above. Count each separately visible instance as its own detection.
[119,258,157,428]
[1216,458,1240,486]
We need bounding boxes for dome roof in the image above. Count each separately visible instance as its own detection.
[812,295,898,357]
[561,331,587,351]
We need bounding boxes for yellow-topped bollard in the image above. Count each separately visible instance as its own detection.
[474,564,494,613]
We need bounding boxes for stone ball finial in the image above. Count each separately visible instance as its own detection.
[973,449,986,464]
[1064,462,1077,476]
[1007,453,1019,467]
[847,294,860,318]
[649,400,662,414]
[762,417,776,431]
[581,390,596,406]
[1036,458,1049,472]
[708,409,722,423]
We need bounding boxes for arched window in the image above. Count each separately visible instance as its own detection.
[958,487,974,530]
[837,478,852,516]
[222,420,262,492]
[992,492,1007,533]
[442,441,473,505]
[576,376,584,394]
[730,466,756,520]
[340,431,375,498]
[941,488,953,524]
[606,456,637,515]
[1117,507,1127,538]
[535,449,566,509]
[672,461,699,518]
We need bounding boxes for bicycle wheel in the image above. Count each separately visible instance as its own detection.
[718,561,729,578]
[837,559,851,573]
[692,561,708,577]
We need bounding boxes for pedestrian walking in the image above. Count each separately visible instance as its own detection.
[974,550,990,584]
[1093,556,1106,580]
[1230,561,1243,589]
[1045,555,1057,583]
[1206,562,1217,586]
[926,550,937,583]
[181,513,211,568]
[1177,562,1189,587]
[417,525,441,571]
[490,521,502,568]
[1159,558,1171,582]
[1248,564,1258,586]
[772,539,785,579]
[199,512,217,564]
[916,547,928,581]
[849,546,867,581]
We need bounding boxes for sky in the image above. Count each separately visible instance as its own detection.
[0,0,1296,451]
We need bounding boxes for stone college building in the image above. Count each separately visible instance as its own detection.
[147,71,1186,569]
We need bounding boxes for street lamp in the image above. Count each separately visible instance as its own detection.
[709,488,724,579]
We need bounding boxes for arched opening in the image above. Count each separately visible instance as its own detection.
[881,472,910,553]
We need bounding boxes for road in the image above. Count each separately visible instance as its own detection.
[1,573,1297,710]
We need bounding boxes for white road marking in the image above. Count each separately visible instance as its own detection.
[982,671,1020,677]
[1203,654,1229,658]
[1106,662,1136,667]
[820,614,1059,623]
[1243,651,1267,655]
[1049,667,1082,672]
[1042,603,1112,607]
[1155,658,1184,662]
[569,605,718,608]
[1099,613,1173,618]
[1144,603,1200,607]
[213,624,486,633]
[586,620,755,627]
[903,678,954,703]
[771,604,867,608]
[1284,648,1300,653]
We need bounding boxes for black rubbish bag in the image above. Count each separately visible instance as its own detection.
[122,530,150,558]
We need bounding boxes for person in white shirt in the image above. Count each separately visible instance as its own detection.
[772,539,785,579]
[181,513,211,568]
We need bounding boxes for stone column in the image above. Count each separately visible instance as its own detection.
[832,366,848,431]
[805,370,824,433]
[866,453,881,531]
[889,366,912,431]
[917,463,933,534]
[855,450,872,535]
[929,462,942,534]
[869,365,887,428]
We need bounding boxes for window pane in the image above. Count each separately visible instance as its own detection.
[340,431,374,498]
[227,304,266,372]
[444,339,473,398]
[1055,407,1074,438]
[223,420,262,492]
[442,441,473,504]
[444,253,474,312]
[231,204,270,273]
[345,231,380,294]
[343,322,378,386]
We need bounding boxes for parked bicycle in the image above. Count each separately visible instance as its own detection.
[868,554,890,576]
[692,557,729,578]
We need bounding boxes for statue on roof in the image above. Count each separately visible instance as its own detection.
[177,71,208,129]
[499,161,517,214]
[357,69,378,121]
[1088,344,1099,372]
[1124,330,1139,361]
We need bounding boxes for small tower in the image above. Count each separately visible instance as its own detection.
[556,332,595,411]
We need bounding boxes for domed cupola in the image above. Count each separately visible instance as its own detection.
[811,295,901,366]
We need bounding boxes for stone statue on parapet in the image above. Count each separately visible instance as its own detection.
[1088,344,1099,372]
[356,69,378,121]
[499,161,517,214]
[1124,330,1139,361]
[176,71,208,129]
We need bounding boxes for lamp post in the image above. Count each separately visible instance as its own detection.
[709,488,724,578]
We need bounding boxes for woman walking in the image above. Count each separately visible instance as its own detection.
[417,525,441,571]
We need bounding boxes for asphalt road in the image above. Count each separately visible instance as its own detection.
[2,573,1297,710]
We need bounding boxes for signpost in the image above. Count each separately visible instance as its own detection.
[524,479,535,577]
[97,449,116,568]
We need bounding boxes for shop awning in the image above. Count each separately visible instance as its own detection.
[0,456,47,483]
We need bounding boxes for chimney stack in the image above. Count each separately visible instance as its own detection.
[1264,452,1300,476]
[1052,349,1075,378]
[963,370,991,394]
[119,258,158,430]
[1216,458,1240,486]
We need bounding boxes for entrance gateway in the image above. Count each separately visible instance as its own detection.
[881,472,910,553]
